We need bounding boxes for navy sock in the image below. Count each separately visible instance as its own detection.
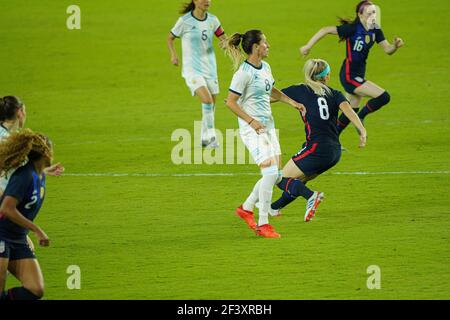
[6,287,41,300]
[337,108,359,134]
[271,178,314,210]
[358,91,391,121]
[271,191,295,210]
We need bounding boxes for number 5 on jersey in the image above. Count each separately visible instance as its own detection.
[202,30,208,41]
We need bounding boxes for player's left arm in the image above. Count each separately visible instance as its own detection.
[43,162,65,176]
[339,101,367,147]
[271,87,306,115]
[378,37,404,55]
[217,34,227,49]
[0,196,50,246]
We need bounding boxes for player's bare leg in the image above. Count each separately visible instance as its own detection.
[354,81,391,127]
[272,159,324,222]
[0,258,8,299]
[7,258,44,299]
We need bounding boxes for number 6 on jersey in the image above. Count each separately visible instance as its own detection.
[317,97,329,120]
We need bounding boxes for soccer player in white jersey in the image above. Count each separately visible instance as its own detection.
[224,30,306,238]
[167,0,226,148]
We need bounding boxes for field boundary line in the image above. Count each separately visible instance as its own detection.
[62,171,450,177]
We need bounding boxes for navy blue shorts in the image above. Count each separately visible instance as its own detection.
[292,142,341,177]
[0,239,35,260]
[339,61,367,94]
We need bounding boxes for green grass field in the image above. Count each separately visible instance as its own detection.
[0,0,449,299]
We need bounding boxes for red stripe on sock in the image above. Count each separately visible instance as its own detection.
[285,178,293,193]
[365,102,373,112]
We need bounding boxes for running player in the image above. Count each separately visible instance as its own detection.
[0,129,54,300]
[270,59,366,221]
[224,30,306,238]
[167,0,226,148]
[300,1,404,135]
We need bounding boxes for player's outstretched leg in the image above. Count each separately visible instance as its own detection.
[357,91,390,122]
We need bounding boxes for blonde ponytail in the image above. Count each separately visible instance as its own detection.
[223,33,245,70]
[304,59,332,96]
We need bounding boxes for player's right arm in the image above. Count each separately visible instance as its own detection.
[226,92,264,134]
[300,26,338,56]
[168,17,184,66]
[0,196,50,246]
[167,33,179,66]
[339,101,367,147]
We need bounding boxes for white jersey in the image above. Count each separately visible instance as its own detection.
[229,60,276,129]
[171,11,224,80]
[0,125,9,140]
[0,125,11,191]
[0,125,27,191]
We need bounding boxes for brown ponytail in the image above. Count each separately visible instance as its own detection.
[180,1,195,14]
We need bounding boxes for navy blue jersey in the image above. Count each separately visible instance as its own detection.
[282,84,348,145]
[337,22,385,75]
[0,162,46,244]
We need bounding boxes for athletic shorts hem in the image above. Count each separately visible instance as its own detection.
[0,239,36,260]
[184,76,220,96]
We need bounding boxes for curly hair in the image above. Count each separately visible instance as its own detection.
[0,128,53,176]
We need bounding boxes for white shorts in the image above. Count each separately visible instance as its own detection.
[239,124,281,166]
[184,76,219,96]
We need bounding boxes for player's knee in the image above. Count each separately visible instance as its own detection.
[260,158,277,170]
[202,96,214,105]
[26,283,45,299]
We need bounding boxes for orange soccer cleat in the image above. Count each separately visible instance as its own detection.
[235,205,257,230]
[304,191,324,222]
[255,224,281,238]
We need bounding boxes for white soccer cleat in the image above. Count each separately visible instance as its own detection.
[268,207,281,217]
[255,202,282,217]
[304,191,324,222]
[202,137,219,149]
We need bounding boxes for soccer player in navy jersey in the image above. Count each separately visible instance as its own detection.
[0,96,63,258]
[270,59,366,222]
[0,129,54,300]
[300,1,404,135]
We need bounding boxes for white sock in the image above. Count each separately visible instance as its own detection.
[243,179,262,211]
[276,169,283,184]
[258,165,278,226]
[202,103,215,141]
[243,170,282,212]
